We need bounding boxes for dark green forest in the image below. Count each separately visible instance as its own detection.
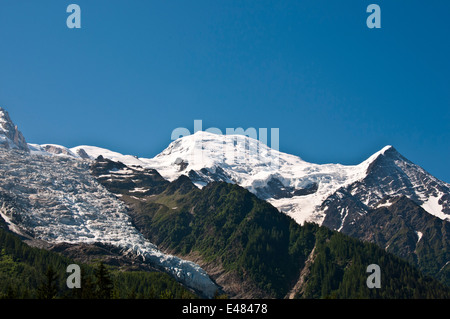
[0,226,196,299]
[301,229,449,299]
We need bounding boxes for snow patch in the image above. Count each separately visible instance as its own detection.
[376,199,393,208]
[415,231,423,243]
[129,187,148,193]
[338,208,349,232]
[421,192,448,221]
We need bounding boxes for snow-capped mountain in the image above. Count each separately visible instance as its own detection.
[2,106,449,290]
[0,110,219,297]
[72,132,449,283]
[320,146,450,230]
[52,131,450,227]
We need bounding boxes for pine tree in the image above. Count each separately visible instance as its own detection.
[94,262,113,299]
[37,266,58,299]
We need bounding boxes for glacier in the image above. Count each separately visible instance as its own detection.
[0,148,219,297]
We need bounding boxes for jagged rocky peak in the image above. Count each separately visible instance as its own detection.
[0,107,29,152]
[365,145,409,175]
[321,144,450,233]
[362,144,450,209]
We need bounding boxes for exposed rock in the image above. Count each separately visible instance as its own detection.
[0,107,29,152]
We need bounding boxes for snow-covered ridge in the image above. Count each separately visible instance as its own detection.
[29,132,450,225]
[31,132,397,225]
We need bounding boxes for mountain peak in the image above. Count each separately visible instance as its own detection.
[379,144,395,153]
[363,144,394,161]
[361,145,413,180]
[378,145,402,158]
[156,129,285,172]
[0,107,29,152]
[359,145,407,172]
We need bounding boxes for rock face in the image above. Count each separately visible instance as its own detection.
[90,156,170,196]
[0,108,29,152]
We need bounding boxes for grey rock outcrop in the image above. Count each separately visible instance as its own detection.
[0,107,29,152]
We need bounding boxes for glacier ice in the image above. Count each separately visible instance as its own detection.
[0,148,219,297]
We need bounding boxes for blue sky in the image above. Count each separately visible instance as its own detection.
[0,1,449,182]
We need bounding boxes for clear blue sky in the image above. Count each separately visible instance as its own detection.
[1,1,449,182]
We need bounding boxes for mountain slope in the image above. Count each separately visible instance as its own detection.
[91,158,450,298]
[330,196,450,285]
[318,147,450,285]
[0,147,219,297]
